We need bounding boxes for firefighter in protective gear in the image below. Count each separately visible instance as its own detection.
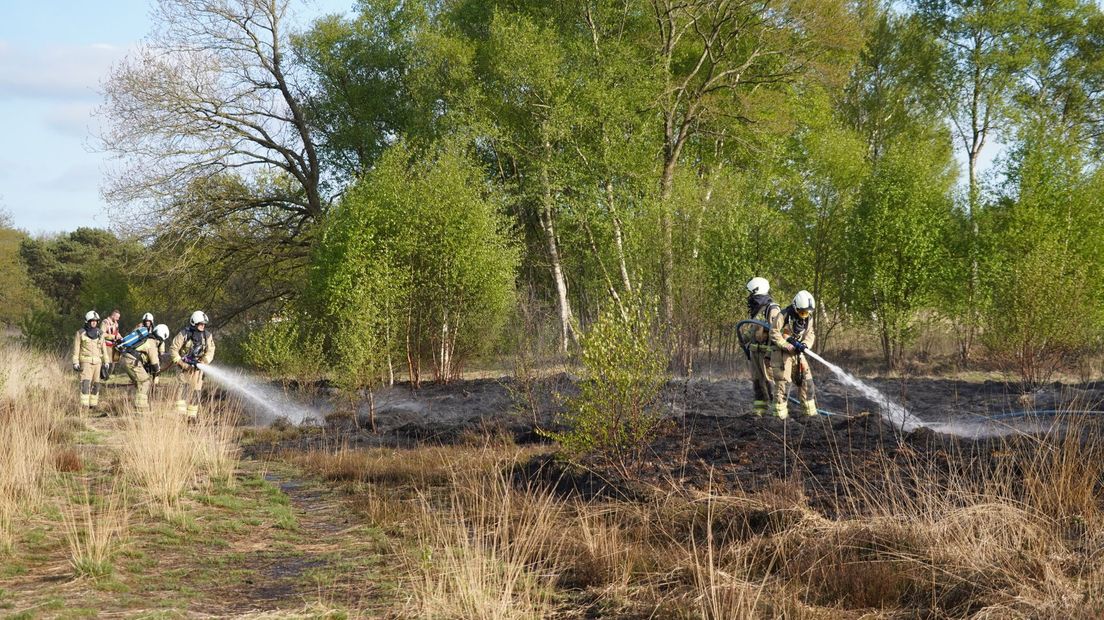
[102,308,122,374]
[71,311,111,409]
[136,312,155,331]
[743,277,776,416]
[170,311,215,420]
[769,290,817,419]
[102,309,121,342]
[135,313,166,354]
[121,324,170,414]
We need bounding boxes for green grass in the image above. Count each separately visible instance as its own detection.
[269,504,299,531]
[73,429,108,445]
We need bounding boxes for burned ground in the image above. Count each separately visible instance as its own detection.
[242,372,1104,518]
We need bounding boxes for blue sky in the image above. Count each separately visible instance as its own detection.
[0,0,352,234]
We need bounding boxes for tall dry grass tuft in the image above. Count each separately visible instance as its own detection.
[0,342,71,402]
[192,400,243,488]
[62,482,129,579]
[684,486,781,620]
[120,408,198,516]
[409,464,566,619]
[120,399,244,515]
[1021,415,1104,524]
[0,344,70,551]
[738,411,1104,616]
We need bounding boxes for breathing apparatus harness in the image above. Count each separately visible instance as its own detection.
[181,327,208,368]
[736,295,778,361]
[781,305,811,355]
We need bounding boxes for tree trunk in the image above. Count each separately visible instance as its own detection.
[961,149,981,364]
[606,180,633,295]
[659,156,678,326]
[540,138,577,353]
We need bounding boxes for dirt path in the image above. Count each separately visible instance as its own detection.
[0,410,396,618]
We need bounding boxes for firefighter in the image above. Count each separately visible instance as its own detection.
[129,313,166,387]
[170,311,215,420]
[769,290,817,419]
[135,313,165,354]
[71,310,111,410]
[101,308,122,375]
[102,309,122,342]
[120,324,170,414]
[136,312,155,332]
[743,277,776,416]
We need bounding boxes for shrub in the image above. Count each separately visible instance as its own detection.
[241,318,325,384]
[545,298,667,469]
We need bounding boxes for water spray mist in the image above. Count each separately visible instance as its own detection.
[197,364,323,425]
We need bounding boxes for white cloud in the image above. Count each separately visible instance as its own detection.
[0,40,124,101]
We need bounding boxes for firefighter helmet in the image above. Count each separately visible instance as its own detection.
[189,311,209,326]
[153,324,170,341]
[793,290,815,312]
[746,277,770,296]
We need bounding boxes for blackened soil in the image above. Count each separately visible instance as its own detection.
[247,373,1104,516]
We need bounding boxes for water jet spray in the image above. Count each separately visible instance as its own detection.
[196,363,324,425]
[736,319,922,432]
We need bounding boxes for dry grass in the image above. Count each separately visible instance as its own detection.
[408,466,566,619]
[61,482,129,579]
[338,411,1104,618]
[192,400,243,487]
[0,344,69,551]
[119,402,243,516]
[119,408,199,516]
[285,439,525,488]
[53,446,84,472]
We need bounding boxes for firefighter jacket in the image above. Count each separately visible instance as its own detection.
[71,327,111,365]
[171,327,216,366]
[770,305,815,352]
[122,337,162,369]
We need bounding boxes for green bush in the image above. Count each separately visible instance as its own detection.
[546,299,667,469]
[21,310,68,351]
[306,142,518,386]
[241,319,325,383]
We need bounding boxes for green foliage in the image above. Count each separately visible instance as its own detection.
[66,0,1104,380]
[0,223,46,328]
[20,310,67,352]
[846,128,957,368]
[17,228,146,347]
[307,143,518,386]
[293,0,425,173]
[241,319,325,383]
[546,298,667,467]
[979,127,1104,386]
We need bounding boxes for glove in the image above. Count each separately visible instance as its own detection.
[99,365,111,381]
[150,364,161,376]
[73,363,81,372]
[787,336,807,354]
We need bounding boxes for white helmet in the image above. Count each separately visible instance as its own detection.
[793,290,816,312]
[153,324,171,341]
[746,277,770,296]
[84,310,100,322]
[189,310,209,326]
[141,312,154,323]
